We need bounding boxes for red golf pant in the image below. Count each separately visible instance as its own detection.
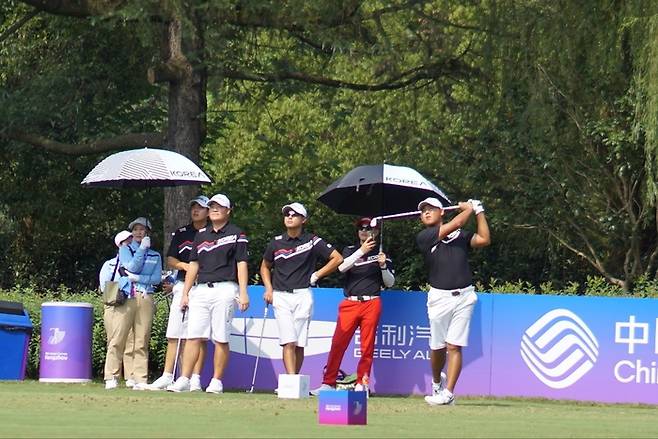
[323,297,382,386]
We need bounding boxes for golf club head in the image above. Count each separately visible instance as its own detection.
[369,218,378,228]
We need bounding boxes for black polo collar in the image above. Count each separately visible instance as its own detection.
[209,222,230,235]
[283,231,306,241]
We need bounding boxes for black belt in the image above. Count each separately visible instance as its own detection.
[200,281,230,288]
[280,288,308,294]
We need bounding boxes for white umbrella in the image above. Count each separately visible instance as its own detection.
[80,148,211,188]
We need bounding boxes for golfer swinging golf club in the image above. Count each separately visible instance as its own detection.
[416,197,490,406]
[149,195,210,391]
[167,193,250,393]
[260,202,342,379]
[312,217,394,397]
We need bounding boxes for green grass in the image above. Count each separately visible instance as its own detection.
[0,381,656,438]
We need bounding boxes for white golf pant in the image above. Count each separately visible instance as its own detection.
[186,282,237,343]
[272,288,313,346]
[427,286,477,349]
[165,282,188,339]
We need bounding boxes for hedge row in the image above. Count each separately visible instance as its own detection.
[2,277,657,380]
[1,285,170,381]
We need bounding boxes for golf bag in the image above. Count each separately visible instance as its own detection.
[324,367,357,390]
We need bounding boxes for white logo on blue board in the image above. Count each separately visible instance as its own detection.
[229,318,336,359]
[48,327,66,345]
[520,309,599,389]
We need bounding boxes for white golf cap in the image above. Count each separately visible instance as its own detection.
[189,195,209,208]
[114,230,132,248]
[128,217,152,231]
[208,193,231,209]
[282,202,307,217]
[417,197,443,211]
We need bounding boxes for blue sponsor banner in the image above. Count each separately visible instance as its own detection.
[490,294,658,404]
[199,287,657,403]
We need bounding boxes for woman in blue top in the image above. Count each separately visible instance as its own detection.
[119,217,162,390]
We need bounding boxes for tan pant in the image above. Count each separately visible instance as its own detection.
[103,294,154,382]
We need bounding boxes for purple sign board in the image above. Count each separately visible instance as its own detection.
[489,294,658,404]
[200,287,657,404]
[39,302,93,383]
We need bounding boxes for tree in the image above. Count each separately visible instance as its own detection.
[3,0,480,241]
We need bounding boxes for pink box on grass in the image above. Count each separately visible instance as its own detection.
[318,390,367,425]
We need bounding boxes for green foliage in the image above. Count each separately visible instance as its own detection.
[2,0,658,295]
[1,286,170,380]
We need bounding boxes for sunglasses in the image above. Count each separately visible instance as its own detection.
[358,226,373,232]
[285,212,302,218]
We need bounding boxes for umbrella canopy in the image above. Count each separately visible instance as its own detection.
[81,148,211,188]
[318,164,450,217]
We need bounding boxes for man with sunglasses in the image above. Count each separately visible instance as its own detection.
[167,193,250,394]
[260,202,343,377]
[416,197,490,406]
[312,217,394,397]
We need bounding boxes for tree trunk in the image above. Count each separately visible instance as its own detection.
[161,12,207,254]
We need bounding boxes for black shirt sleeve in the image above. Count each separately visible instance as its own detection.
[416,226,439,254]
[313,236,335,260]
[262,240,275,263]
[235,230,249,262]
[167,231,180,258]
[461,229,475,247]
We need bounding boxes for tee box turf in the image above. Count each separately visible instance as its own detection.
[277,374,310,399]
[318,389,367,425]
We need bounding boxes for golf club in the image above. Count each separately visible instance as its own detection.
[172,308,186,378]
[247,304,269,393]
[369,205,460,227]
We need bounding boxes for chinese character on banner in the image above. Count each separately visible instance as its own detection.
[380,324,398,346]
[615,315,650,354]
[415,326,431,342]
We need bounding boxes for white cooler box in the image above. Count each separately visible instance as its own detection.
[277,374,310,399]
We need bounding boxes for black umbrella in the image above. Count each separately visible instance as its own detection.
[318,164,452,251]
[318,164,451,217]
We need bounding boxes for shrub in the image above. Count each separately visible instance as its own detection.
[1,286,169,380]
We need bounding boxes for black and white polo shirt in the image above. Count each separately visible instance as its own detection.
[189,222,249,284]
[167,222,206,281]
[416,227,474,290]
[342,245,394,297]
[263,232,335,290]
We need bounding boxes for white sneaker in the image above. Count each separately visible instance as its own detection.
[166,376,190,392]
[149,374,174,391]
[274,388,278,395]
[310,384,335,396]
[205,378,223,394]
[132,382,150,391]
[105,378,118,390]
[125,379,136,388]
[190,375,202,392]
[354,383,369,398]
[432,372,447,396]
[425,389,455,406]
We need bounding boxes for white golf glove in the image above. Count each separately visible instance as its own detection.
[139,236,151,250]
[310,272,319,286]
[468,199,484,215]
[126,271,140,283]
